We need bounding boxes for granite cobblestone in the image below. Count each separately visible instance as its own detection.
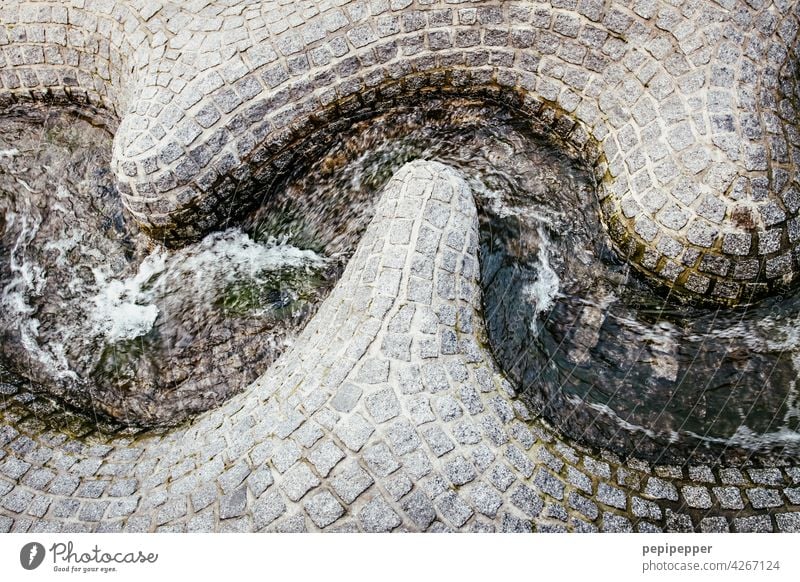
[1,2,800,531]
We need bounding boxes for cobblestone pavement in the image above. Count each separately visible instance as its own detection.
[1,160,799,533]
[2,0,800,532]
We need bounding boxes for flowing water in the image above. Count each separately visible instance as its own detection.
[1,99,799,461]
[250,97,800,463]
[0,106,338,427]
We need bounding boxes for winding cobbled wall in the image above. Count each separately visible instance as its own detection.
[2,0,800,533]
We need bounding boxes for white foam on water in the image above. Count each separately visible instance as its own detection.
[524,226,561,321]
[686,312,800,353]
[43,231,82,267]
[574,396,675,442]
[90,250,167,343]
[1,211,77,380]
[4,183,329,386]
[178,229,327,286]
[87,228,328,344]
[686,423,800,452]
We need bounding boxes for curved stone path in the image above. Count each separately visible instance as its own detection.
[2,0,800,533]
[2,0,800,302]
[0,160,798,533]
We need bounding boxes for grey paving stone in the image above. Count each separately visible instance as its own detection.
[359,496,401,532]
[419,473,448,500]
[27,496,51,519]
[682,486,712,509]
[748,468,783,486]
[219,486,247,520]
[407,395,436,425]
[333,413,375,452]
[583,457,611,479]
[784,487,800,504]
[1,488,32,513]
[156,497,187,525]
[436,491,473,527]
[699,517,729,533]
[506,445,535,478]
[22,468,55,491]
[1,458,30,480]
[384,472,413,501]
[602,513,633,533]
[280,463,320,502]
[733,515,774,533]
[597,483,627,510]
[52,499,80,519]
[713,486,744,510]
[107,498,139,519]
[191,485,218,513]
[363,442,401,477]
[567,466,593,494]
[272,439,302,474]
[687,465,715,483]
[218,461,251,494]
[636,522,663,533]
[247,467,274,497]
[443,455,477,486]
[385,419,421,455]
[468,482,503,518]
[776,512,800,533]
[78,501,109,522]
[293,421,324,449]
[632,497,662,520]
[544,503,568,522]
[719,468,746,485]
[187,510,216,533]
[303,490,344,528]
[746,487,782,509]
[272,513,308,534]
[434,394,463,422]
[501,513,533,533]
[469,520,496,533]
[470,443,495,472]
[644,477,679,501]
[534,468,565,500]
[570,517,599,533]
[253,491,287,530]
[422,425,455,457]
[308,441,345,477]
[331,383,363,413]
[108,479,138,498]
[665,509,694,533]
[537,447,564,473]
[365,388,401,423]
[510,484,544,518]
[488,463,516,493]
[331,461,374,504]
[401,449,433,480]
[402,489,437,529]
[568,491,599,521]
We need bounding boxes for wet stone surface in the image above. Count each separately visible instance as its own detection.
[2,0,800,533]
[0,106,339,428]
[0,159,797,534]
